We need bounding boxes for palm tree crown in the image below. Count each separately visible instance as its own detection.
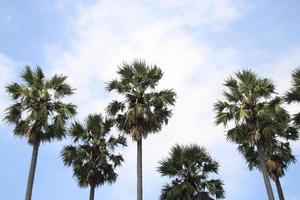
[158,144,225,200]
[106,59,176,140]
[5,66,77,144]
[61,113,126,191]
[213,69,292,148]
[213,69,287,200]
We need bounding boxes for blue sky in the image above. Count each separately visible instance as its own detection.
[0,0,300,199]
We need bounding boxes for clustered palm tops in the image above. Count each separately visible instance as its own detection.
[4,60,300,200]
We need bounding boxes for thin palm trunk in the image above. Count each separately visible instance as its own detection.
[89,184,95,200]
[137,138,143,200]
[257,143,275,200]
[25,140,40,200]
[275,176,285,200]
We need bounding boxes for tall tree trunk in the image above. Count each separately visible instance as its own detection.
[275,176,285,200]
[89,184,95,200]
[137,138,143,200]
[25,140,40,200]
[257,143,275,200]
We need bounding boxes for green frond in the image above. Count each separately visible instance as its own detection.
[47,74,67,87]
[103,117,115,132]
[85,113,104,135]
[46,74,74,98]
[214,111,233,126]
[285,68,300,103]
[236,69,257,85]
[285,68,300,127]
[284,126,299,140]
[107,134,127,149]
[4,65,76,144]
[21,66,35,85]
[293,113,300,127]
[6,83,20,100]
[150,89,177,107]
[106,60,176,140]
[286,89,300,103]
[106,79,129,93]
[34,66,45,83]
[213,100,226,113]
[109,154,124,167]
[226,126,245,143]
[214,100,241,126]
[61,145,78,166]
[205,179,225,199]
[118,63,134,80]
[224,76,238,89]
[12,120,28,138]
[4,102,23,124]
[54,102,77,117]
[106,100,125,116]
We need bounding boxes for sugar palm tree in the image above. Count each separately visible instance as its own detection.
[158,144,225,200]
[106,59,176,200]
[61,113,126,200]
[266,143,296,200]
[238,112,298,200]
[239,138,296,200]
[214,69,287,200]
[285,68,300,126]
[4,66,76,200]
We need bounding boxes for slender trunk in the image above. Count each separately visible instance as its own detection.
[275,176,285,200]
[25,140,40,200]
[137,138,143,200]
[89,184,95,200]
[257,143,275,200]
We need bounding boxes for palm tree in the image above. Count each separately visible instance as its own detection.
[238,112,298,200]
[239,139,296,200]
[214,69,288,200]
[266,143,295,200]
[157,144,225,200]
[106,59,176,200]
[61,113,126,200]
[285,68,300,126]
[4,66,76,200]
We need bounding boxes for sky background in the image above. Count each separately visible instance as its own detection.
[0,0,300,199]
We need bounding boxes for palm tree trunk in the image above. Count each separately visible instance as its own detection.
[137,138,143,200]
[257,143,275,200]
[275,176,285,200]
[25,140,40,200]
[89,184,95,200]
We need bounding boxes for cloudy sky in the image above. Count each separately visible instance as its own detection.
[1,0,300,199]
